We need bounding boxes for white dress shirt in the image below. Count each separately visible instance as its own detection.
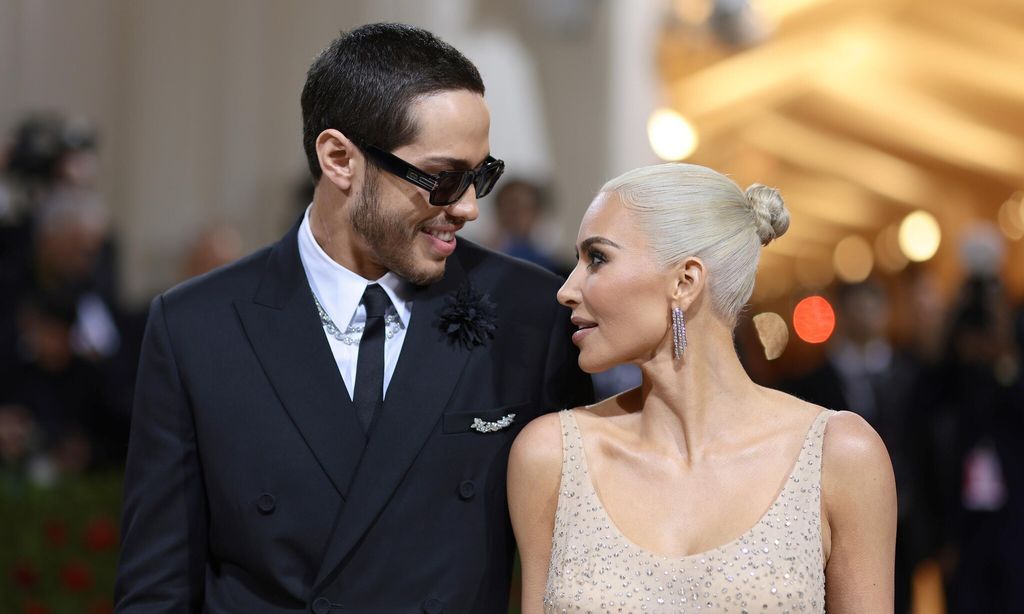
[297,205,414,401]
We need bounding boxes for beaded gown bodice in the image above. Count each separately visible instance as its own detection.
[543,409,834,613]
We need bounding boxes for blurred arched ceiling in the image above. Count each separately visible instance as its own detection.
[658,0,1024,300]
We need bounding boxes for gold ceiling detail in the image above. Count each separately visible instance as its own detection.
[658,0,1024,298]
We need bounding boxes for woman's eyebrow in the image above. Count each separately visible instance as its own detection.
[579,236,622,251]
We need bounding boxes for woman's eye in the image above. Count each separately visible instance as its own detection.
[587,249,607,269]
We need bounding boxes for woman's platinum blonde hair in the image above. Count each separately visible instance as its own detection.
[601,163,789,323]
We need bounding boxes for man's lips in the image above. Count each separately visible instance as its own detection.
[420,225,460,256]
[420,226,458,242]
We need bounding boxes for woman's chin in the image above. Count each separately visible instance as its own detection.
[579,355,618,375]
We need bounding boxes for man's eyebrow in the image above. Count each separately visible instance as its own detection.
[578,236,622,251]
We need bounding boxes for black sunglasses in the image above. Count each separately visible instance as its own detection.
[359,143,505,206]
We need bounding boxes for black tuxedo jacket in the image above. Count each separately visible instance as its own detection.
[115,223,593,613]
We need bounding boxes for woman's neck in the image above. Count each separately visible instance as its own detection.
[632,319,761,464]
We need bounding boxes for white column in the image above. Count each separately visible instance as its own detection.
[605,0,665,177]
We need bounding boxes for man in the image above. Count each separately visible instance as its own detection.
[115,23,592,613]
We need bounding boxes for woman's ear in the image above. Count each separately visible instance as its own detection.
[315,129,360,191]
[671,256,706,311]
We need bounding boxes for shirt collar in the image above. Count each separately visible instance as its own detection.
[297,204,414,327]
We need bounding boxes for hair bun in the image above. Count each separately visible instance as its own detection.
[745,183,789,246]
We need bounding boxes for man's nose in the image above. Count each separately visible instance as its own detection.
[446,188,479,222]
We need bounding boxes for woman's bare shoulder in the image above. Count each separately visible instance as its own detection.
[822,411,891,470]
[761,387,890,469]
[820,410,895,516]
[509,411,565,476]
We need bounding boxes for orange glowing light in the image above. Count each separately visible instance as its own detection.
[793,296,835,344]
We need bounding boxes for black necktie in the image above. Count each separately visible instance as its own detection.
[354,284,391,435]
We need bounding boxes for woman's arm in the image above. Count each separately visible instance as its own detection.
[822,410,898,613]
[508,413,564,614]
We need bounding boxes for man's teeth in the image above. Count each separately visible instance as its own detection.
[425,229,454,242]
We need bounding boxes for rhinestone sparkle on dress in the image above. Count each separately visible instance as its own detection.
[542,409,833,613]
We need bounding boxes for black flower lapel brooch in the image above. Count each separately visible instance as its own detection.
[436,281,498,350]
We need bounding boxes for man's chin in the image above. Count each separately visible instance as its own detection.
[395,259,446,286]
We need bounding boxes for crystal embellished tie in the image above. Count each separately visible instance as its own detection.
[353,284,391,435]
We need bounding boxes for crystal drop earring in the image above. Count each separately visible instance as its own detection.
[671,306,687,360]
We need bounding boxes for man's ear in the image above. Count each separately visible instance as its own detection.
[671,256,706,311]
[315,129,360,191]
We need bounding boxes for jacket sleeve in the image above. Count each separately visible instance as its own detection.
[540,300,594,412]
[115,295,208,612]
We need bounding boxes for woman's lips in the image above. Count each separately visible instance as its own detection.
[571,324,596,345]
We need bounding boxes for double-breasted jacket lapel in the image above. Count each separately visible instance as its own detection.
[234,225,366,499]
[313,253,474,590]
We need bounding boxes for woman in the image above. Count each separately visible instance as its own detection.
[508,164,896,613]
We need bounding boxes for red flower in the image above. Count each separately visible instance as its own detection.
[44,518,67,547]
[59,560,93,592]
[85,516,117,552]
[21,601,51,614]
[11,559,39,588]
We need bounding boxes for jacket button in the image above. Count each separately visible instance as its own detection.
[311,597,331,614]
[457,480,476,500]
[257,492,276,514]
[423,597,444,613]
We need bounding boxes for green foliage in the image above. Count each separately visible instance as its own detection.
[0,471,121,614]
[0,471,526,613]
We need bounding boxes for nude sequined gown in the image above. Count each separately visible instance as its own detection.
[543,409,834,613]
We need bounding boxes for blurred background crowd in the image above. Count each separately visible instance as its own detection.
[2,0,1023,612]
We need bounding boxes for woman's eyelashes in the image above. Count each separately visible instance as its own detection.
[586,248,608,270]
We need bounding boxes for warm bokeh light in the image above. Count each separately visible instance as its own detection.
[898,210,941,262]
[793,296,835,344]
[647,108,699,161]
[752,312,789,360]
[998,193,1024,241]
[673,0,713,24]
[751,268,790,303]
[874,224,909,273]
[794,256,835,289]
[833,235,874,283]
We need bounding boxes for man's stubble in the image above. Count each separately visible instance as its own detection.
[350,168,445,286]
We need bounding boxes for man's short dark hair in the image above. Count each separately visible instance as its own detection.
[301,23,485,181]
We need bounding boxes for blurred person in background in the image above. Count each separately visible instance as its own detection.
[783,280,924,613]
[0,114,135,474]
[180,223,244,280]
[913,274,1024,613]
[0,113,98,223]
[490,177,564,276]
[0,290,124,476]
[903,268,948,369]
[31,189,121,359]
[1,115,120,369]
